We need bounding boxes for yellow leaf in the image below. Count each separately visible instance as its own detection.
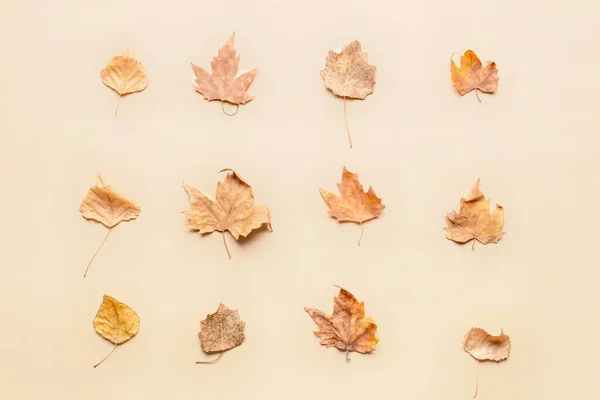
[451,50,499,102]
[101,48,149,116]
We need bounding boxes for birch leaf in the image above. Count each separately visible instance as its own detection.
[101,48,149,116]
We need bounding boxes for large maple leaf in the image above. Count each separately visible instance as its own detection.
[305,287,378,361]
[182,169,271,259]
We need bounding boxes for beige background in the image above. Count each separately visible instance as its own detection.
[1,0,599,399]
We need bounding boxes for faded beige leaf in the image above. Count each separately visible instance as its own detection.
[444,179,504,250]
[305,287,378,361]
[451,50,499,102]
[191,32,257,113]
[182,169,271,259]
[196,303,245,364]
[79,173,140,277]
[320,166,385,245]
[101,48,149,116]
[321,40,376,148]
[92,294,140,368]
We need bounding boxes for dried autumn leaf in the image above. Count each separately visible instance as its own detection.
[321,40,376,148]
[92,294,140,368]
[196,303,245,364]
[320,167,385,246]
[451,50,498,102]
[182,169,271,259]
[79,173,140,277]
[191,32,257,115]
[101,48,149,116]
[463,327,511,397]
[444,179,504,250]
[305,287,378,361]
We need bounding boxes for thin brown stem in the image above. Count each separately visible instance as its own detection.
[472,239,476,251]
[84,229,111,278]
[196,351,224,364]
[475,88,481,103]
[357,223,364,246]
[221,101,239,116]
[222,232,232,260]
[473,359,480,397]
[344,96,352,149]
[115,95,121,116]
[93,341,118,368]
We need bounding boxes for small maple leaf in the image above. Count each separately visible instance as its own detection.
[196,303,245,364]
[451,50,499,102]
[321,40,376,148]
[182,169,272,259]
[92,294,140,368]
[319,166,385,246]
[444,179,504,250]
[101,48,149,116]
[463,327,511,397]
[305,287,378,361]
[191,32,257,113]
[79,174,140,277]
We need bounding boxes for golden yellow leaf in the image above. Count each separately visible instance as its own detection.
[92,294,140,368]
[463,327,511,397]
[321,40,376,148]
[196,303,245,364]
[101,48,149,116]
[305,287,378,361]
[444,179,504,250]
[79,173,140,277]
[451,50,498,102]
[191,32,257,115]
[319,166,385,246]
[182,169,271,259]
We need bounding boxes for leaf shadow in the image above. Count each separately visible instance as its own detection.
[236,224,273,246]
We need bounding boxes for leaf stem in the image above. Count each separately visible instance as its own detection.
[473,359,480,397]
[115,95,121,116]
[472,239,476,251]
[84,228,111,278]
[195,351,224,364]
[221,101,239,116]
[344,96,352,149]
[358,223,364,246]
[345,349,351,362]
[475,88,481,103]
[222,232,232,260]
[94,341,118,368]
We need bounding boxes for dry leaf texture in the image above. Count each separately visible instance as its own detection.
[191,32,257,104]
[79,174,140,228]
[451,50,498,97]
[320,167,385,223]
[93,295,140,344]
[183,170,271,239]
[305,288,378,356]
[463,327,511,361]
[321,40,376,99]
[101,48,149,96]
[199,303,245,353]
[444,179,504,247]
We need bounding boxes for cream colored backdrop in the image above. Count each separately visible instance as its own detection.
[1,0,598,399]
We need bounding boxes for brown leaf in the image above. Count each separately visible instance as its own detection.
[444,179,504,250]
[321,40,376,148]
[196,303,245,364]
[101,48,149,116]
[79,174,140,277]
[182,169,271,259]
[305,287,378,361]
[191,32,257,109]
[320,167,385,246]
[451,50,498,102]
[463,327,511,362]
[92,294,140,368]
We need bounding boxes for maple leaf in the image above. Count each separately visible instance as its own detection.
[92,294,140,368]
[79,173,140,277]
[191,32,257,114]
[451,50,498,102]
[182,169,272,259]
[444,179,504,250]
[319,166,385,246]
[196,303,245,364]
[463,327,511,397]
[101,48,149,116]
[305,287,378,361]
[321,40,376,148]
